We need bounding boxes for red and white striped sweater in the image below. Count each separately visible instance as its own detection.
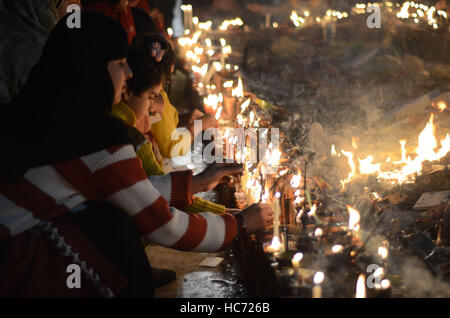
[0,144,237,252]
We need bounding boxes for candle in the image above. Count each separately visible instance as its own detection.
[291,252,303,269]
[273,192,281,238]
[356,274,366,298]
[313,271,325,298]
[265,14,271,28]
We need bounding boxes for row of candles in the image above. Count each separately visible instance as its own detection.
[175,4,399,297]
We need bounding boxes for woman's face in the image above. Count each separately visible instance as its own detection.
[126,82,164,124]
[108,58,133,106]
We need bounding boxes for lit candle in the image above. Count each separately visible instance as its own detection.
[291,252,303,270]
[356,274,366,298]
[313,271,325,298]
[273,192,281,238]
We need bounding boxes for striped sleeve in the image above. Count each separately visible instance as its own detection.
[55,145,237,252]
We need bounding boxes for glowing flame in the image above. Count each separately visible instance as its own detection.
[315,228,324,237]
[381,279,391,289]
[359,156,381,175]
[314,271,325,285]
[308,204,317,217]
[433,101,447,112]
[269,235,282,252]
[347,205,360,231]
[378,246,388,259]
[331,144,337,156]
[223,80,234,88]
[240,98,251,113]
[290,173,302,188]
[232,77,244,98]
[332,245,344,254]
[352,137,359,149]
[356,274,366,298]
[341,150,356,187]
[219,18,244,31]
[291,252,303,267]
[215,106,223,121]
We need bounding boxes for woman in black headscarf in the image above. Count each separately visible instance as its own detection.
[0,11,152,297]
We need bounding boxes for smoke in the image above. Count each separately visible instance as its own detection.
[401,257,450,298]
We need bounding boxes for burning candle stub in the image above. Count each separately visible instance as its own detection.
[291,252,303,268]
[313,272,325,298]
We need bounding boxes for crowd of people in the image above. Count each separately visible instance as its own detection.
[0,0,274,297]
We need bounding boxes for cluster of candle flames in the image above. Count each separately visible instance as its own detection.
[290,1,448,30]
[176,3,448,297]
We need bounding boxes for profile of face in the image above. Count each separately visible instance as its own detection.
[107,58,133,106]
[125,82,164,124]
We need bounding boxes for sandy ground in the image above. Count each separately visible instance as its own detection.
[146,245,247,298]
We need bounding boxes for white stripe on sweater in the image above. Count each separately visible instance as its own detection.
[107,179,161,216]
[191,212,225,252]
[0,194,41,235]
[81,145,136,173]
[146,207,189,246]
[148,174,172,202]
[24,166,79,202]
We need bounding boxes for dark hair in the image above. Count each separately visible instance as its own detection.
[1,11,131,178]
[126,46,165,96]
[132,33,173,75]
[128,33,176,95]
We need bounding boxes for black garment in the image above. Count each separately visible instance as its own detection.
[0,11,131,179]
[69,202,155,297]
[131,7,156,35]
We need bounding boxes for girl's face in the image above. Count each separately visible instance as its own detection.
[107,58,133,106]
[126,82,164,124]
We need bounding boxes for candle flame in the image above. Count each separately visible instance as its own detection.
[332,245,344,254]
[269,236,282,252]
[378,246,388,259]
[347,205,360,231]
[290,173,302,188]
[331,144,337,156]
[292,252,303,266]
[232,77,244,98]
[314,271,325,285]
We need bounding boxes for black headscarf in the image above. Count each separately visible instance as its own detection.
[0,11,132,179]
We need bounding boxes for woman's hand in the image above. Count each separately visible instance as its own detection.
[239,203,273,234]
[190,163,243,194]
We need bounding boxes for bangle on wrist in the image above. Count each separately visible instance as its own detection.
[233,212,247,238]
